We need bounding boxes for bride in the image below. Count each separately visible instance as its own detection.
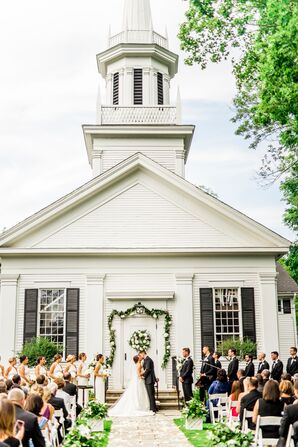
[109,354,153,417]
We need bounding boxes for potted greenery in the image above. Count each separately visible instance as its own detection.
[81,401,109,432]
[63,421,106,447]
[208,422,254,447]
[182,389,208,430]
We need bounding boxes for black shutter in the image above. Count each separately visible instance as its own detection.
[200,288,214,352]
[113,72,119,105]
[133,68,143,105]
[66,288,80,357]
[157,72,164,105]
[241,288,256,342]
[23,289,38,345]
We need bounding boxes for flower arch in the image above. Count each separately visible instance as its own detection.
[106,302,172,369]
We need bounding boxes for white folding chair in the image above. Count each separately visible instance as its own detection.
[242,409,254,433]
[209,393,228,423]
[228,400,239,425]
[48,420,59,447]
[285,424,294,447]
[69,395,77,422]
[255,415,282,447]
[54,409,65,440]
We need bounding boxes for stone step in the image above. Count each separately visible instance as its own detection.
[106,389,181,410]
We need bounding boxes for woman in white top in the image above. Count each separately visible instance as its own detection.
[77,352,90,407]
[5,357,18,380]
[64,355,78,384]
[35,356,48,378]
[49,354,63,380]
[18,355,32,385]
[94,354,106,403]
[0,362,4,381]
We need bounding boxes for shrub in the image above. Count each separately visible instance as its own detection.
[20,337,63,367]
[182,389,208,420]
[81,401,109,420]
[208,422,254,447]
[217,337,257,358]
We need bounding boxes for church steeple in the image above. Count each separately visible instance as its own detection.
[122,0,153,31]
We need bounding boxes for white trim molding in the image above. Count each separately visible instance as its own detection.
[106,291,175,301]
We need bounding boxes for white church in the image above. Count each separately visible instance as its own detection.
[0,0,297,391]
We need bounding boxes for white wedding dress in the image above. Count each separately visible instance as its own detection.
[109,363,153,417]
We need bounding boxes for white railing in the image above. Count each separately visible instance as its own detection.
[109,30,168,49]
[99,106,178,125]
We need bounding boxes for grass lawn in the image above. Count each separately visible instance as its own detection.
[174,419,212,447]
[94,420,112,446]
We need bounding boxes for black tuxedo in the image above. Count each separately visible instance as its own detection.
[63,381,82,416]
[287,356,298,376]
[48,396,71,441]
[279,403,298,446]
[257,360,270,374]
[180,357,194,402]
[245,361,255,377]
[143,356,157,412]
[199,354,215,401]
[228,357,239,382]
[240,389,261,429]
[14,404,45,447]
[271,359,283,381]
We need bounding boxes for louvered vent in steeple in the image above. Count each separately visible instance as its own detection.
[134,69,143,105]
[113,72,119,105]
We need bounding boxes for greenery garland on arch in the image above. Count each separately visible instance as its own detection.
[106,303,172,369]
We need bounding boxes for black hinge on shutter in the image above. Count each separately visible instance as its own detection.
[200,288,214,353]
[66,289,80,357]
[113,72,119,105]
[133,68,143,105]
[241,288,256,343]
[157,72,164,105]
[23,289,38,345]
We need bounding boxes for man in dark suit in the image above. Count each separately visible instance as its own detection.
[286,347,298,377]
[257,352,270,374]
[139,351,157,413]
[0,443,8,447]
[48,382,71,442]
[239,377,261,430]
[228,348,239,383]
[179,348,194,402]
[270,351,283,381]
[278,381,298,446]
[199,345,215,401]
[63,372,82,416]
[8,388,45,447]
[244,354,255,377]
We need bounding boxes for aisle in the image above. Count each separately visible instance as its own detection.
[108,411,191,447]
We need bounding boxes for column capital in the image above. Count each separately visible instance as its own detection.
[176,273,194,285]
[259,272,277,284]
[0,274,20,287]
[176,149,185,160]
[86,274,106,285]
[92,149,103,159]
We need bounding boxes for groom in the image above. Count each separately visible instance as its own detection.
[139,351,157,413]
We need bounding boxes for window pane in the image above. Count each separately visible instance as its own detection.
[38,289,65,353]
[214,288,240,347]
[283,299,291,314]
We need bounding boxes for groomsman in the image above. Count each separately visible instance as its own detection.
[179,348,194,403]
[286,347,298,377]
[227,348,239,383]
[199,345,215,401]
[244,354,255,377]
[270,351,283,381]
[257,352,270,374]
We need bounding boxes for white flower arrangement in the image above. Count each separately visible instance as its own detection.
[176,356,185,372]
[129,330,151,351]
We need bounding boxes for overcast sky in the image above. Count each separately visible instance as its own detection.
[0,0,293,241]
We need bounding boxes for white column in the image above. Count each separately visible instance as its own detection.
[175,274,194,355]
[124,68,133,105]
[0,274,19,363]
[259,272,279,354]
[85,275,105,361]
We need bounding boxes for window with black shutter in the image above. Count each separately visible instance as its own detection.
[113,72,119,105]
[241,288,256,342]
[200,288,215,352]
[133,68,143,105]
[23,289,38,345]
[65,288,80,357]
[157,72,164,105]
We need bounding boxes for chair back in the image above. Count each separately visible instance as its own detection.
[255,415,282,447]
[241,409,254,432]
[285,424,294,447]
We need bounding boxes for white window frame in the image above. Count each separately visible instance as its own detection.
[278,296,293,315]
[37,288,67,358]
[213,287,243,348]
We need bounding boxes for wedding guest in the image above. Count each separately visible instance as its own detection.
[49,354,63,380]
[94,354,106,404]
[36,375,48,386]
[4,359,17,381]
[229,380,241,418]
[40,387,55,421]
[55,378,71,412]
[179,348,194,403]
[199,345,215,401]
[256,374,264,393]
[208,369,229,396]
[286,347,298,377]
[63,373,82,416]
[8,388,45,447]
[18,356,32,386]
[237,369,246,391]
[0,383,7,395]
[0,398,25,447]
[279,381,298,446]
[228,348,239,383]
[24,393,49,442]
[77,353,90,407]
[11,376,22,391]
[48,383,71,443]
[0,363,4,382]
[280,380,295,406]
[281,373,293,383]
[34,357,47,379]
[5,381,13,392]
[239,377,261,430]
[244,354,255,377]
[271,351,283,381]
[257,352,269,374]
[261,369,270,386]
[253,380,283,439]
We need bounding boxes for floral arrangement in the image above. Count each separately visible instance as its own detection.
[208,422,255,447]
[182,389,208,420]
[107,303,172,369]
[129,330,151,351]
[63,421,106,447]
[81,401,109,420]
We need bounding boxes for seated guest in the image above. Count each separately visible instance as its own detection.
[48,383,71,443]
[0,383,7,395]
[229,380,241,418]
[279,381,298,447]
[244,354,255,377]
[7,389,45,447]
[239,377,261,430]
[55,378,71,412]
[208,369,229,395]
[280,380,295,406]
[253,380,283,439]
[5,381,13,392]
[36,375,48,386]
[0,399,25,447]
[237,369,246,392]
[11,376,22,390]
[281,373,293,383]
[30,386,54,422]
[261,369,270,386]
[256,374,264,393]
[25,393,49,442]
[63,372,82,416]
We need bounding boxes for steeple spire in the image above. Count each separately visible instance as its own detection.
[122,0,153,31]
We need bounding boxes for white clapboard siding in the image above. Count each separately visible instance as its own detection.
[102,149,176,173]
[278,313,297,365]
[36,184,241,249]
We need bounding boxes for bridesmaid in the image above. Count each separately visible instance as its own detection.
[64,355,77,383]
[49,354,63,380]
[18,355,32,386]
[35,356,47,378]
[94,354,106,403]
[5,357,18,380]
[77,352,90,407]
